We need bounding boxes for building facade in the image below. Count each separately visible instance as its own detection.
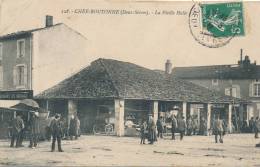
[0,16,88,137]
[0,15,87,95]
[173,50,260,123]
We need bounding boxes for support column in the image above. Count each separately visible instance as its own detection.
[68,100,77,127]
[228,104,233,133]
[46,100,49,111]
[182,102,187,121]
[152,101,159,123]
[114,99,125,137]
[207,103,212,135]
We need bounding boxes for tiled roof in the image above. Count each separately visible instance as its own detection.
[0,23,63,40]
[173,65,260,79]
[36,58,246,103]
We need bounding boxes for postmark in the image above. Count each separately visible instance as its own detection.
[189,2,244,48]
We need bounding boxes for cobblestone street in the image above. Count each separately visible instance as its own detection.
[0,134,260,166]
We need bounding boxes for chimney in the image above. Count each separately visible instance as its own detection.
[165,59,172,74]
[45,15,53,27]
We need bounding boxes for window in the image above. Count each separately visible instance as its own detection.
[212,79,219,86]
[253,82,260,97]
[225,88,231,96]
[17,66,24,86]
[13,64,27,88]
[0,43,2,60]
[17,39,25,58]
[225,85,240,98]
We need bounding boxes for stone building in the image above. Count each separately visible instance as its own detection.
[172,49,260,126]
[0,15,87,137]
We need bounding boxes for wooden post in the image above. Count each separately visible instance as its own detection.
[183,102,187,121]
[114,99,125,136]
[228,104,233,133]
[152,101,159,123]
[207,103,212,135]
[68,100,77,128]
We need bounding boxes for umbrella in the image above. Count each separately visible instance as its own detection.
[11,99,39,111]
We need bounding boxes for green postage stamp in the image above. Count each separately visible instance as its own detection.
[189,2,245,48]
[202,2,244,37]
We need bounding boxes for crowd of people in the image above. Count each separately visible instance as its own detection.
[139,113,260,145]
[8,110,260,151]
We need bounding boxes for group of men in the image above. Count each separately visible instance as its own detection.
[10,111,40,148]
[140,114,187,144]
[10,111,81,152]
[139,112,231,144]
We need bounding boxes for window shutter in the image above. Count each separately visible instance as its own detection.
[13,66,17,87]
[0,66,3,88]
[23,65,27,87]
[22,41,25,57]
[249,83,253,97]
[237,85,241,98]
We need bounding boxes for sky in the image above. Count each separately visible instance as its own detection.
[0,0,260,71]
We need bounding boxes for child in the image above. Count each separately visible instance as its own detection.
[140,120,148,144]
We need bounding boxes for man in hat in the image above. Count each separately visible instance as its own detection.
[156,116,164,139]
[147,114,156,144]
[50,113,63,152]
[178,116,186,140]
[213,115,224,143]
[171,114,178,140]
[28,111,40,148]
[10,113,24,147]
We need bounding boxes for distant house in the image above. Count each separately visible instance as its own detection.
[36,58,246,136]
[0,15,87,105]
[172,49,260,123]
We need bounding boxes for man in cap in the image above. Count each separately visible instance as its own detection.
[50,113,64,152]
[28,111,40,148]
[10,113,24,147]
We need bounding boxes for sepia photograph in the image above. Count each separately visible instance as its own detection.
[0,0,260,166]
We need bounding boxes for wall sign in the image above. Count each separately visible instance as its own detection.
[0,90,33,100]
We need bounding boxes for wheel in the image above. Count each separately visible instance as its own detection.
[105,124,114,135]
[93,124,102,135]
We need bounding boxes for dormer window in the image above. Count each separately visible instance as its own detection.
[17,39,25,58]
[253,82,260,97]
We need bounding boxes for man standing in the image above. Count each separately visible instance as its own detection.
[186,117,192,136]
[213,115,224,143]
[200,117,207,135]
[249,117,254,133]
[28,111,40,148]
[192,116,198,135]
[171,115,178,140]
[178,116,186,140]
[156,116,164,139]
[10,113,24,148]
[255,117,260,139]
[147,114,156,144]
[69,115,77,140]
[50,114,64,152]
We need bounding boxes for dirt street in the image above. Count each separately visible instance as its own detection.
[0,134,260,166]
